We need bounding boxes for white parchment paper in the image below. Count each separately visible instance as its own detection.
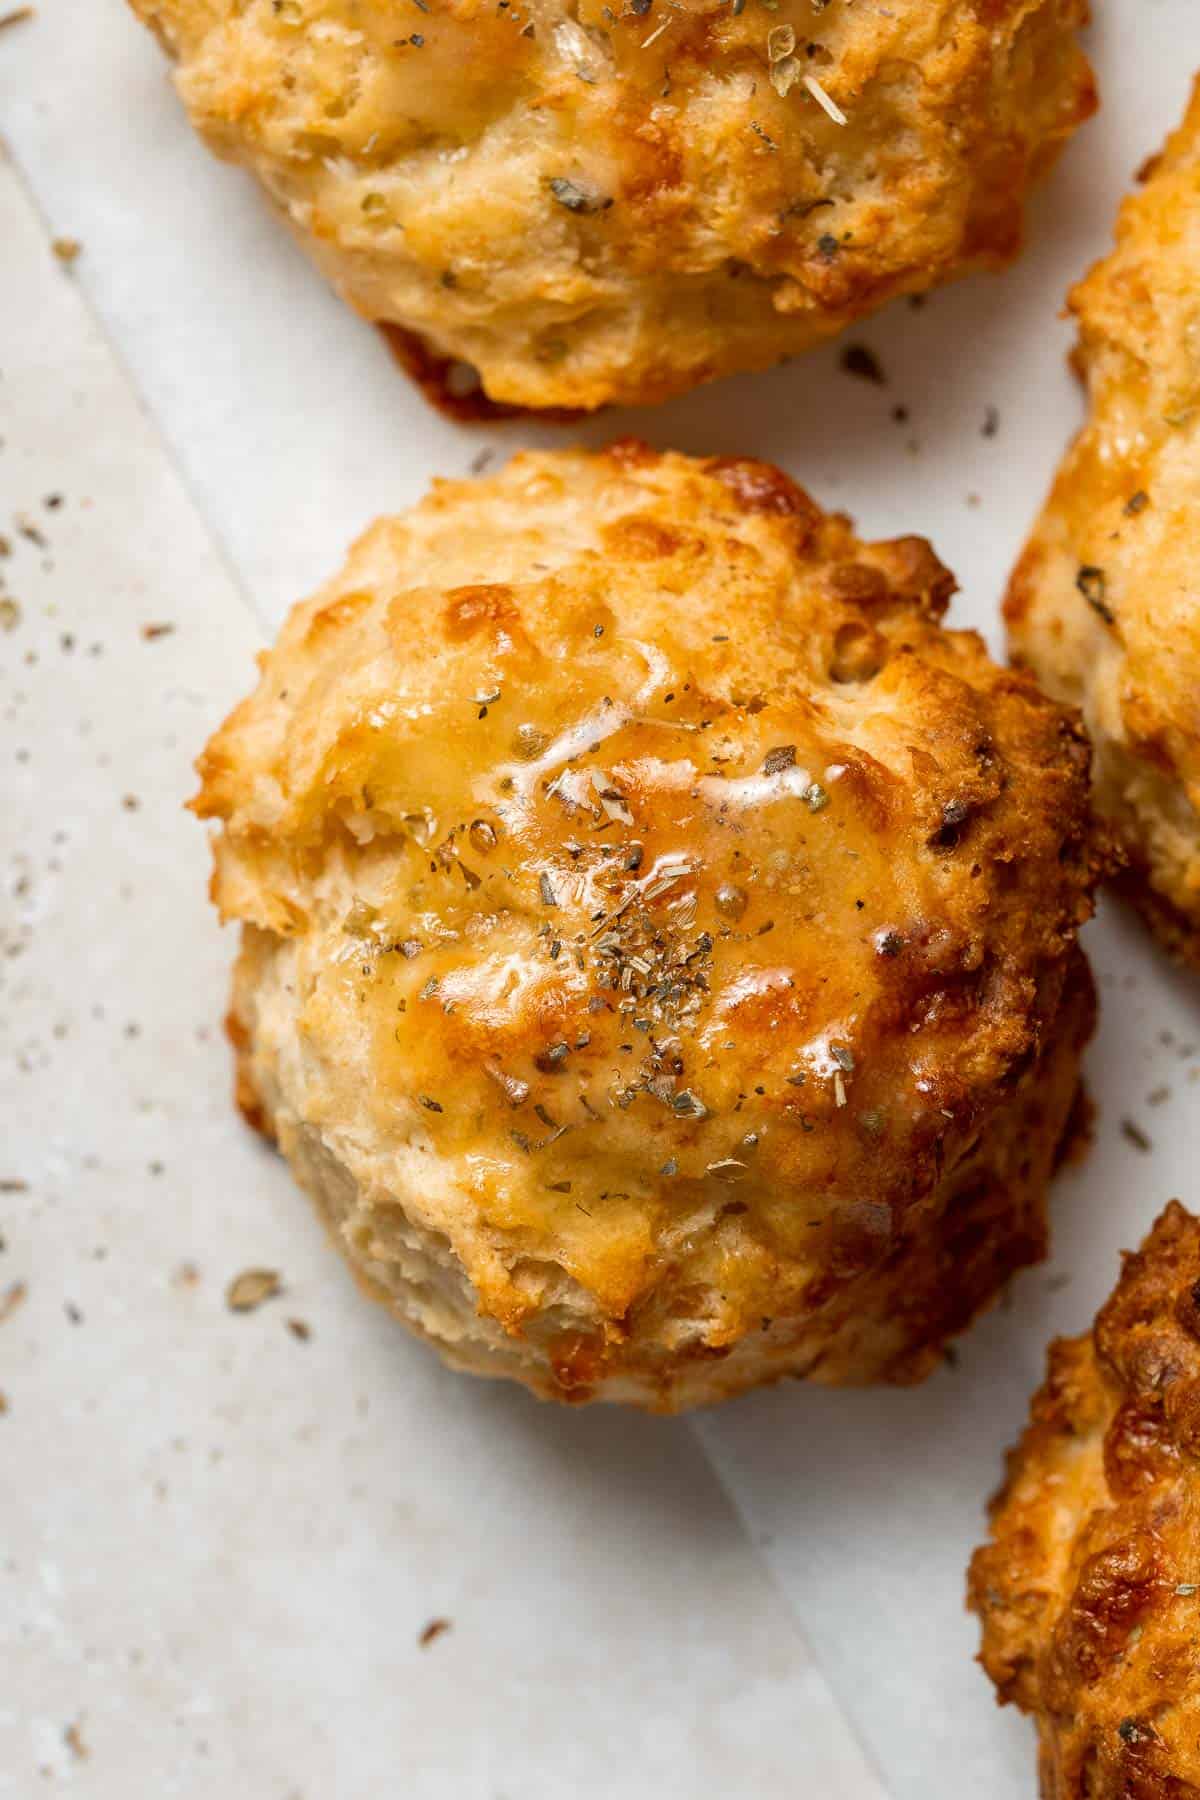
[2,3,1198,1794]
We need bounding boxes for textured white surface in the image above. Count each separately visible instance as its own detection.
[1,3,1199,1796]
[0,150,881,1800]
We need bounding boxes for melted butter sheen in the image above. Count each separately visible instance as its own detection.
[318,621,953,1290]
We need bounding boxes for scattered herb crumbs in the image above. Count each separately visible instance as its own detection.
[1124,489,1149,515]
[763,743,796,775]
[840,344,885,385]
[549,177,612,214]
[1120,1118,1152,1152]
[539,872,558,906]
[419,1618,451,1648]
[140,621,175,640]
[770,54,801,97]
[420,1095,444,1113]
[286,1318,311,1341]
[803,71,846,123]
[226,1268,282,1312]
[1076,565,1115,624]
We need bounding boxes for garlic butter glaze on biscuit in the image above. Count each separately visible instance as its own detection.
[195,445,1099,1409]
[970,1204,1200,1800]
[1007,80,1200,966]
[130,0,1095,412]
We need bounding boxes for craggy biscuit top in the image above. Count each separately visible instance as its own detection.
[130,0,1095,408]
[1007,78,1200,953]
[195,445,1096,1361]
[970,1204,1200,1799]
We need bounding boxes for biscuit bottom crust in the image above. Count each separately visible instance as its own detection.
[231,938,1094,1410]
[969,1203,1200,1798]
[1111,862,1200,972]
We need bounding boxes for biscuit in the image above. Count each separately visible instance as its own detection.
[970,1203,1200,1798]
[131,0,1095,411]
[195,443,1100,1408]
[1007,79,1200,966]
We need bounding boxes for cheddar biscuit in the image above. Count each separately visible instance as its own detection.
[132,0,1095,411]
[196,444,1099,1408]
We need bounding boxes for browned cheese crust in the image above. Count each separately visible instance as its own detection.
[970,1203,1200,1799]
[129,0,1094,411]
[194,443,1100,1408]
[1007,79,1200,968]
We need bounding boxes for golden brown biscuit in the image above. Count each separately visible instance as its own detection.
[970,1203,1200,1800]
[194,443,1100,1409]
[1007,79,1200,967]
[130,0,1095,412]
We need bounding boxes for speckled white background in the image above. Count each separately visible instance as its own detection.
[1,3,1197,1795]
